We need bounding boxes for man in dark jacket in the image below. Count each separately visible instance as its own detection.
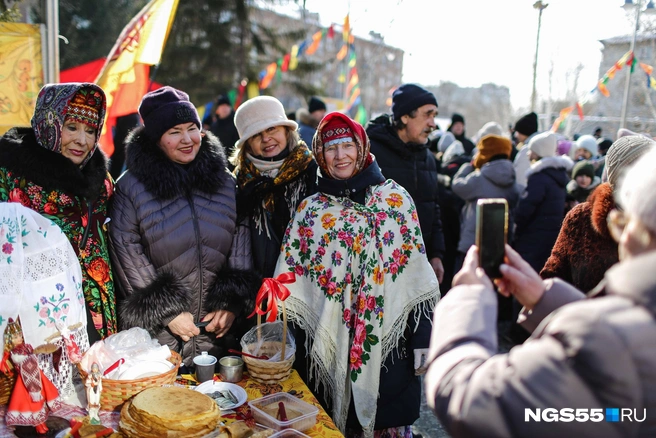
[447,112,476,156]
[209,95,239,168]
[366,83,446,283]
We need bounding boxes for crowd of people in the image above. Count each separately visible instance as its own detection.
[1,80,655,437]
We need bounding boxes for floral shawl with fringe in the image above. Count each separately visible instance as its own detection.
[274,180,440,437]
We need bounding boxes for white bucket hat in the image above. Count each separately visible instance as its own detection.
[234,96,298,149]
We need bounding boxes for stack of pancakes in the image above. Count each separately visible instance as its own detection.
[119,386,220,437]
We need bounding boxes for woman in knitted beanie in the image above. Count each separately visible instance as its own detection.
[0,83,116,343]
[110,86,260,367]
[274,112,440,437]
[230,95,318,278]
[541,135,655,292]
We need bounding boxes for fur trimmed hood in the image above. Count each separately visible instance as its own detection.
[526,155,574,180]
[589,182,615,238]
[124,126,230,200]
[0,127,108,200]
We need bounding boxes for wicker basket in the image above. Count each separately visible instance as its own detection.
[242,291,295,384]
[0,372,16,406]
[77,350,181,411]
[242,340,294,384]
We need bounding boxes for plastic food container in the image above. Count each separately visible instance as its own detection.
[248,392,318,432]
[270,430,311,437]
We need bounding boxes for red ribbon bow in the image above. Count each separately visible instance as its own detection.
[248,272,296,322]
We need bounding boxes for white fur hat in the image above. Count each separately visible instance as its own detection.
[442,140,465,163]
[438,131,456,153]
[234,96,298,149]
[474,121,504,143]
[575,134,599,157]
[528,131,557,158]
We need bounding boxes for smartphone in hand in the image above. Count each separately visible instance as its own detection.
[475,198,508,279]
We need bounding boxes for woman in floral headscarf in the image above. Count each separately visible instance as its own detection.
[0,83,116,342]
[274,112,440,438]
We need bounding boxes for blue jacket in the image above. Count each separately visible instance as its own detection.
[513,155,573,271]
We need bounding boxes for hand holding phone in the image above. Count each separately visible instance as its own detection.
[475,199,508,279]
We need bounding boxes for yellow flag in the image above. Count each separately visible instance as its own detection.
[94,0,180,139]
[289,44,299,71]
[336,44,348,61]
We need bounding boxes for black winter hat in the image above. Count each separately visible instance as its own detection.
[513,112,538,137]
[451,113,465,125]
[308,96,327,113]
[391,84,438,121]
[215,94,231,107]
[139,86,201,141]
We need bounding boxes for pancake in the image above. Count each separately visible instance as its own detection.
[119,386,219,437]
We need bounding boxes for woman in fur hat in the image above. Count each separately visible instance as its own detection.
[0,83,116,342]
[230,95,318,278]
[109,86,260,367]
[274,112,440,438]
[541,135,655,292]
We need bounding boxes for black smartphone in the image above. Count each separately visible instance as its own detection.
[475,198,508,279]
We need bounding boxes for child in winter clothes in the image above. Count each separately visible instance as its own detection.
[565,160,601,212]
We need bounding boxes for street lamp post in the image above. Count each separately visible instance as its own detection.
[531,1,548,113]
[620,0,656,129]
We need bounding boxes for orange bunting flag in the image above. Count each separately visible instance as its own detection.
[259,62,277,90]
[348,33,355,45]
[607,65,617,80]
[348,87,361,106]
[346,71,359,96]
[305,30,323,55]
[641,62,654,76]
[598,82,610,97]
[336,44,348,61]
[343,14,350,42]
[289,45,299,71]
[248,272,296,323]
[575,102,584,120]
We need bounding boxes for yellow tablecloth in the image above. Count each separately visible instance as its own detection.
[181,370,344,438]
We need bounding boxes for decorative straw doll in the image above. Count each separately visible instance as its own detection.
[4,318,62,435]
[85,362,102,424]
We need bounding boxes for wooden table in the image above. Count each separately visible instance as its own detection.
[0,370,343,438]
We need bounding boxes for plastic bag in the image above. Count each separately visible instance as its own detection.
[80,327,170,374]
[240,321,295,361]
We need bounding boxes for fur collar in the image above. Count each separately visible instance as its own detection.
[124,126,230,200]
[526,155,574,179]
[589,182,615,238]
[0,127,108,200]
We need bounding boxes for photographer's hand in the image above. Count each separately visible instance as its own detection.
[495,245,545,310]
[452,246,493,289]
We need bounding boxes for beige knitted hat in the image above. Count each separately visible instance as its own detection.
[528,131,557,158]
[606,135,655,188]
[233,96,298,149]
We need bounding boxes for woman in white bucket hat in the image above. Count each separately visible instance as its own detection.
[230,96,318,278]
